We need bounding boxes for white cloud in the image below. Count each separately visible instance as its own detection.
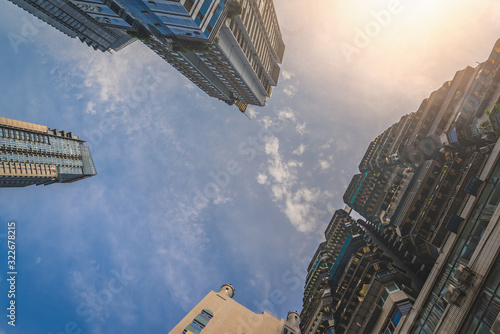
[277,107,297,122]
[292,144,306,156]
[283,84,297,97]
[281,70,296,81]
[247,107,259,119]
[257,129,323,232]
[320,138,335,150]
[214,194,233,205]
[283,187,321,232]
[259,115,273,129]
[36,41,220,317]
[18,35,214,313]
[296,122,307,135]
[257,173,269,185]
[251,107,334,232]
[319,160,330,169]
[85,101,96,115]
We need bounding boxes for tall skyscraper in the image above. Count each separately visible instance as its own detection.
[9,0,285,111]
[160,0,285,110]
[299,208,418,334]
[0,117,97,187]
[397,133,500,334]
[330,38,500,334]
[342,39,500,271]
[169,284,301,334]
[8,0,135,51]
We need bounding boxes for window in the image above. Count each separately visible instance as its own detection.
[460,256,500,333]
[190,320,204,331]
[386,283,400,293]
[378,288,389,307]
[415,163,500,333]
[199,310,212,321]
[182,309,213,333]
[382,302,411,334]
[183,0,194,12]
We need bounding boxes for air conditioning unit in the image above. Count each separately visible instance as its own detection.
[480,146,491,154]
[491,313,500,333]
[453,264,473,284]
[443,285,464,305]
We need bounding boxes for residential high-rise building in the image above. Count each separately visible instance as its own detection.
[397,135,500,334]
[342,39,500,270]
[7,0,135,51]
[299,208,418,334]
[300,209,355,333]
[0,117,97,187]
[168,284,301,334]
[332,39,500,333]
[160,0,285,109]
[10,0,285,111]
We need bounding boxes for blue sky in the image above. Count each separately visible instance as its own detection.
[1,0,500,333]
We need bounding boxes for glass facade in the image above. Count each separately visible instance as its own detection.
[12,0,284,108]
[182,309,213,334]
[411,161,500,333]
[8,0,132,51]
[71,0,226,42]
[460,255,500,334]
[0,119,97,187]
[375,299,411,334]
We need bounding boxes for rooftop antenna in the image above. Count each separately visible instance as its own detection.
[241,111,251,120]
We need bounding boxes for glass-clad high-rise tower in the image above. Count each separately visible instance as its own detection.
[8,0,285,111]
[7,0,135,51]
[0,117,97,187]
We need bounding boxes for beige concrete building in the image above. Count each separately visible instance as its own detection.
[169,284,300,334]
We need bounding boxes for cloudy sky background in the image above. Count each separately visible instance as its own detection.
[0,0,500,332]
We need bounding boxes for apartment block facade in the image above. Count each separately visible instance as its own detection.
[146,0,285,109]
[333,39,500,334]
[9,0,285,111]
[397,134,500,333]
[7,0,134,51]
[343,39,500,268]
[299,208,417,334]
